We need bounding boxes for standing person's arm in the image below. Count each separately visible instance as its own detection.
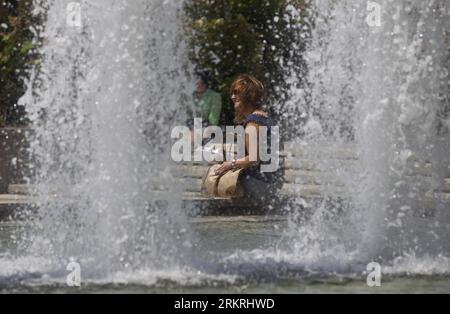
[208,93,222,126]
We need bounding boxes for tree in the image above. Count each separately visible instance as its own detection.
[0,0,36,127]
[184,0,309,128]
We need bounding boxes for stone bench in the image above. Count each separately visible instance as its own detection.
[2,141,450,218]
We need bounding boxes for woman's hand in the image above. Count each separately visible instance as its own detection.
[214,161,233,176]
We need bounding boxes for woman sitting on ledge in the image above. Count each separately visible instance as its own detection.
[214,74,283,203]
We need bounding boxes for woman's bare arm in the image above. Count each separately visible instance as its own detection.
[214,122,261,176]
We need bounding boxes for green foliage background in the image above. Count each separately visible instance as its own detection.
[0,0,37,127]
[0,0,309,128]
[184,0,309,125]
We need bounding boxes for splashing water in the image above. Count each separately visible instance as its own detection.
[281,0,450,268]
[14,0,195,280]
[1,0,450,291]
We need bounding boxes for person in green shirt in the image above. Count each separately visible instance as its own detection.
[192,72,222,126]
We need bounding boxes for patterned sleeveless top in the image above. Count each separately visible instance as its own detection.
[242,114,281,183]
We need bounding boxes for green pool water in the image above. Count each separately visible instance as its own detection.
[1,217,450,294]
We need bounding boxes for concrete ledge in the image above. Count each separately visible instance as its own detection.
[0,194,36,205]
[7,184,34,195]
[189,215,287,224]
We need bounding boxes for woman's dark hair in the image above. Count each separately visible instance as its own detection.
[196,70,212,88]
[230,74,266,122]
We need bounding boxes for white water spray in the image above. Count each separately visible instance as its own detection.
[20,0,194,277]
[286,0,450,264]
